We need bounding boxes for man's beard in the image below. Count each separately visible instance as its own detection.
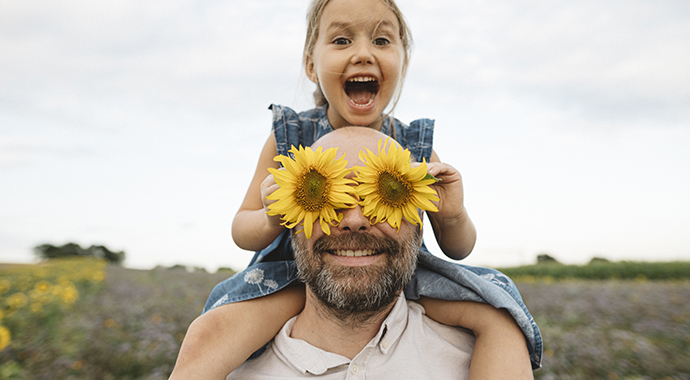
[292,229,420,322]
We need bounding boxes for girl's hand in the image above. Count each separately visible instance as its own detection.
[424,161,467,222]
[417,160,476,260]
[260,172,284,230]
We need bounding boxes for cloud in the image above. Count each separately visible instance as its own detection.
[0,0,309,137]
[3,0,688,134]
[400,0,690,127]
[1,0,688,270]
[0,137,95,169]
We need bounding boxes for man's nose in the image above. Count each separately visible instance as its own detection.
[337,204,371,232]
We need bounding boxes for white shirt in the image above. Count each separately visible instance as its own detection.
[227,293,475,379]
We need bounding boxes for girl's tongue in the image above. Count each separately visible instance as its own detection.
[345,81,379,106]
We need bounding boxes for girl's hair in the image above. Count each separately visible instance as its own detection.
[303,0,413,110]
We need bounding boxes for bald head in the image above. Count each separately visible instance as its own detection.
[313,127,401,168]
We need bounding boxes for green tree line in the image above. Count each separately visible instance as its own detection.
[498,257,690,280]
[34,242,125,264]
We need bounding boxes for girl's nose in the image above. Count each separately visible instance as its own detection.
[350,41,375,65]
[337,204,371,232]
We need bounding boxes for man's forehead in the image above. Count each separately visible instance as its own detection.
[313,127,398,167]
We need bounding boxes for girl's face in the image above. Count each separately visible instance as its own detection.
[305,0,405,130]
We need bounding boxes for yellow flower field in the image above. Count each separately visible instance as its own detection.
[1,258,688,379]
[0,259,230,379]
[0,258,106,374]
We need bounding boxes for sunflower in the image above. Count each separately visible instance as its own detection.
[267,145,357,239]
[354,137,439,231]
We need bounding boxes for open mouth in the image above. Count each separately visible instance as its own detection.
[330,249,379,257]
[345,76,379,107]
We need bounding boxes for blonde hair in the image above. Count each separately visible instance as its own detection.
[303,0,413,110]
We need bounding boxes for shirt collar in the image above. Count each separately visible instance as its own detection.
[273,292,409,375]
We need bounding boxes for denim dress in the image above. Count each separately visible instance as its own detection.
[205,104,543,369]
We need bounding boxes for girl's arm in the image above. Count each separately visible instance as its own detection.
[231,134,285,252]
[417,297,534,380]
[426,150,477,260]
[169,285,306,379]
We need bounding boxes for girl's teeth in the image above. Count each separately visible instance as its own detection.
[348,76,376,82]
[348,95,375,107]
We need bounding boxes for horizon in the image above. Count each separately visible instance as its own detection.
[1,0,689,272]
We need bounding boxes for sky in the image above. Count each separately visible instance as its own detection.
[1,0,689,272]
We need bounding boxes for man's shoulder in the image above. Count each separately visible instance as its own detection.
[226,341,290,380]
[406,299,476,351]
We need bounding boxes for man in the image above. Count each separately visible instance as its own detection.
[226,127,534,379]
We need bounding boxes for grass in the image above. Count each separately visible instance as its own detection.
[1,260,230,379]
[519,279,690,380]
[498,261,690,281]
[1,260,688,379]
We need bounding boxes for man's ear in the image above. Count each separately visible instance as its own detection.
[305,54,318,83]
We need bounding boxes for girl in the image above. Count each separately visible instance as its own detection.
[170,0,541,378]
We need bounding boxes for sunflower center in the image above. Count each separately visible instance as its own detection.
[377,171,412,207]
[296,167,330,212]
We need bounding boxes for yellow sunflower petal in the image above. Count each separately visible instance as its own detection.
[353,137,439,230]
[302,211,315,239]
[320,218,331,235]
[389,208,403,231]
[411,195,439,212]
[402,204,423,227]
[408,162,429,180]
[265,145,356,239]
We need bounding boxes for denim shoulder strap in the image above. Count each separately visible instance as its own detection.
[269,104,333,156]
[388,117,435,162]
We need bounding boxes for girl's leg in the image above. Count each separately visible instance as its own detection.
[169,284,306,380]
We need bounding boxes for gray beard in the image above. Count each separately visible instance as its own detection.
[292,230,420,323]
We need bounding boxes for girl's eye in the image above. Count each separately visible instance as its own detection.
[333,37,350,45]
[373,37,390,46]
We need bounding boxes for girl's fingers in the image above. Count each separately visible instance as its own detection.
[426,162,453,177]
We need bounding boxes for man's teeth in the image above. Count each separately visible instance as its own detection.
[347,76,376,83]
[334,249,375,257]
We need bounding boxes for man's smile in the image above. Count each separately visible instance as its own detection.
[323,247,385,267]
[331,249,377,257]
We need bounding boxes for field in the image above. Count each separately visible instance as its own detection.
[519,279,690,380]
[1,259,689,379]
